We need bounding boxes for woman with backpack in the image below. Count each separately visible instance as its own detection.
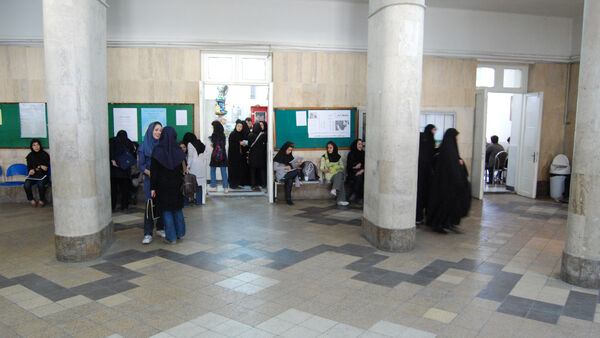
[109,130,135,211]
[138,122,165,244]
[182,132,207,205]
[150,126,186,244]
[320,141,349,206]
[248,121,267,190]
[209,120,229,192]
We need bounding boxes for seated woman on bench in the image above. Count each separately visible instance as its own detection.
[273,142,303,205]
[320,141,349,206]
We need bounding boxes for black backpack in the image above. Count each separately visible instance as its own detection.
[181,173,198,199]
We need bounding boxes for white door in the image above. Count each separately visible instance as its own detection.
[505,94,523,189]
[471,90,487,199]
[516,92,543,198]
[267,83,275,203]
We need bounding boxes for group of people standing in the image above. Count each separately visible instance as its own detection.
[273,139,365,206]
[208,118,268,192]
[416,125,471,234]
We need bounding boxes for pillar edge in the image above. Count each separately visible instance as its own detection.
[55,222,114,262]
[362,217,415,252]
[560,250,600,289]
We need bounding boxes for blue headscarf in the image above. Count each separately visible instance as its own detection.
[140,121,161,157]
[152,126,186,170]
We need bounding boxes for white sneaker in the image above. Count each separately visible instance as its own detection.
[337,201,349,206]
[224,188,229,193]
[330,189,337,197]
[156,230,166,238]
[208,187,217,192]
[142,235,152,244]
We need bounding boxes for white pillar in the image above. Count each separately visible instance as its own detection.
[362,0,425,251]
[43,0,112,261]
[561,0,600,288]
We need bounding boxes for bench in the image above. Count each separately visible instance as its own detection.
[274,179,354,202]
[0,184,53,203]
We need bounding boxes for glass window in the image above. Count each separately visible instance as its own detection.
[420,112,455,144]
[207,56,233,82]
[476,67,495,88]
[503,69,522,88]
[241,57,267,81]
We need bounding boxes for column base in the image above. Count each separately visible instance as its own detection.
[55,222,114,262]
[362,217,415,252]
[560,250,600,289]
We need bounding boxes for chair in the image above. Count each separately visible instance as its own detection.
[492,151,508,185]
[0,163,28,186]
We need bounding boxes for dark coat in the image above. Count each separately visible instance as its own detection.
[150,157,184,212]
[228,130,249,187]
[26,150,50,179]
[416,130,436,219]
[109,139,133,179]
[248,130,267,169]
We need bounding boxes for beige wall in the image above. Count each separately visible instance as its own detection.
[528,63,570,182]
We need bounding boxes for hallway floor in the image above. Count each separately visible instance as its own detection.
[0,195,599,337]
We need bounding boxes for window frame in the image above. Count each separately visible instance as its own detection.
[476,63,528,94]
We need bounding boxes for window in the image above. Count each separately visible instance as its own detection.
[476,67,495,88]
[202,53,270,84]
[503,69,522,88]
[420,112,455,144]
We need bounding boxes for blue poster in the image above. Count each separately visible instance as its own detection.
[140,107,167,140]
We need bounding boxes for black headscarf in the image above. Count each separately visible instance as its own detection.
[326,141,341,163]
[26,139,50,174]
[347,139,364,175]
[252,122,263,135]
[229,120,245,144]
[115,130,135,154]
[241,119,250,139]
[152,126,186,170]
[182,132,205,154]
[210,120,225,142]
[424,124,436,145]
[274,142,294,165]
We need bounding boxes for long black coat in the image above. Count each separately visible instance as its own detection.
[416,132,436,219]
[248,131,267,168]
[228,131,249,188]
[109,139,133,179]
[150,158,184,212]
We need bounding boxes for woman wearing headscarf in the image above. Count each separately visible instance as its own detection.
[228,120,249,189]
[273,142,302,205]
[209,120,229,192]
[416,124,437,224]
[23,139,51,207]
[320,141,349,206]
[248,121,267,190]
[182,132,207,205]
[109,130,135,211]
[427,128,471,234]
[346,139,365,205]
[138,122,165,244]
[150,127,186,244]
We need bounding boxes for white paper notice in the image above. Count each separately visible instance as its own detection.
[176,110,187,126]
[296,111,307,126]
[307,110,351,138]
[19,103,47,138]
[113,108,139,141]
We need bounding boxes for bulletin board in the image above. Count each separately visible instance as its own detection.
[0,103,49,148]
[108,103,195,142]
[274,107,358,150]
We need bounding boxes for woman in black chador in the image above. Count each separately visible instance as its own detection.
[227,120,249,189]
[416,124,436,224]
[427,128,471,234]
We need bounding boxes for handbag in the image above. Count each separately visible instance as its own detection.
[146,198,160,221]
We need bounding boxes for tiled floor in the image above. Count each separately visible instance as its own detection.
[0,194,599,337]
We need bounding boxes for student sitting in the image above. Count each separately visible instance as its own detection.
[23,139,51,207]
[273,142,303,205]
[320,141,349,206]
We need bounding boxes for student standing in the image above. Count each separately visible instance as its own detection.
[416,124,436,224]
[248,121,267,190]
[109,130,135,211]
[273,142,302,205]
[427,128,471,234]
[320,141,349,206]
[227,120,248,189]
[150,127,186,244]
[182,132,207,205]
[209,120,228,192]
[346,139,365,204]
[138,122,165,244]
[23,139,51,207]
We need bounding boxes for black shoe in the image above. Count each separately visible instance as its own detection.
[434,228,448,234]
[448,225,463,234]
[286,200,294,206]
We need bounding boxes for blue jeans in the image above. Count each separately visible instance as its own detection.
[210,166,228,188]
[162,209,186,242]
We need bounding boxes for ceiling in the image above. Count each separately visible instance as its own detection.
[334,0,584,18]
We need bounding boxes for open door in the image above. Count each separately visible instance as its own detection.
[505,94,523,190]
[267,83,274,203]
[471,90,487,200]
[516,92,543,198]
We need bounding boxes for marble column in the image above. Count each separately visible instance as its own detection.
[362,0,425,251]
[43,0,112,262]
[561,0,600,288]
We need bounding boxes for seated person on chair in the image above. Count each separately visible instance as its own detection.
[273,142,303,205]
[24,139,51,207]
[485,135,504,183]
[320,141,349,206]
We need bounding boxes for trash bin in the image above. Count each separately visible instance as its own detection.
[549,154,570,201]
